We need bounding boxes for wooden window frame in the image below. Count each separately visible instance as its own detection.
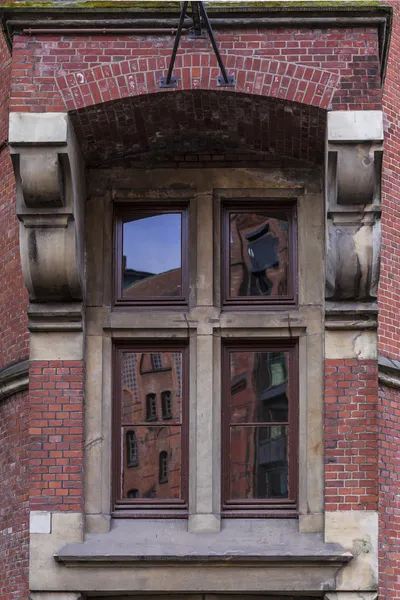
[112,340,189,518]
[221,198,297,309]
[221,339,298,517]
[114,200,189,308]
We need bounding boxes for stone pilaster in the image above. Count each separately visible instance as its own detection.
[324,110,382,599]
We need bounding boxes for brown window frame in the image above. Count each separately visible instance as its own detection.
[112,340,189,518]
[221,198,297,309]
[114,200,189,308]
[221,339,298,517]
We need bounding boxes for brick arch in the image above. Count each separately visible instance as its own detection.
[57,53,340,113]
[70,90,326,167]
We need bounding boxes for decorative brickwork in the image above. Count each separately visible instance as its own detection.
[56,56,339,111]
[325,359,378,511]
[0,391,29,600]
[10,27,381,113]
[0,5,397,599]
[29,361,84,512]
[71,92,326,166]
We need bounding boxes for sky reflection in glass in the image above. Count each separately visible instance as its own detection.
[122,213,182,298]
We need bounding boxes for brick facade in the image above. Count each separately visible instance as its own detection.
[0,29,29,600]
[0,2,399,598]
[0,33,28,371]
[29,361,84,512]
[378,384,400,598]
[325,359,378,512]
[378,2,400,598]
[10,27,380,113]
[0,391,29,600]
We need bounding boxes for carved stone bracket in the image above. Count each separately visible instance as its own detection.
[378,354,400,389]
[326,111,383,307]
[9,113,85,305]
[0,359,29,402]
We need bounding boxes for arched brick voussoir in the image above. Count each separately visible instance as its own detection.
[56,53,340,112]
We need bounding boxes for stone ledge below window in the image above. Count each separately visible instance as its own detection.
[55,519,351,572]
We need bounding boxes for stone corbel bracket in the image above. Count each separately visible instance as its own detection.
[9,113,85,304]
[0,359,29,402]
[326,111,383,305]
[378,355,400,389]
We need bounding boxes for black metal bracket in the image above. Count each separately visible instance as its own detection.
[191,1,203,38]
[159,1,235,89]
[217,74,235,87]
[159,76,179,88]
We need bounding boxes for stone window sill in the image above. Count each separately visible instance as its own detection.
[55,518,352,568]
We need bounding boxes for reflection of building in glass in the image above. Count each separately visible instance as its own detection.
[230,213,289,297]
[229,351,289,500]
[121,352,182,500]
[122,213,182,298]
[123,262,182,298]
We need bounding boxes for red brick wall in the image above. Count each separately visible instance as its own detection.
[0,391,29,600]
[29,361,84,512]
[10,26,381,113]
[380,2,400,357]
[0,32,28,371]
[378,384,400,598]
[0,28,30,600]
[325,359,378,511]
[379,3,400,598]
[0,8,395,599]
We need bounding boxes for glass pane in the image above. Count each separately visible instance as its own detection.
[121,352,182,425]
[229,212,289,298]
[122,425,182,500]
[229,425,288,500]
[229,351,289,423]
[122,213,182,298]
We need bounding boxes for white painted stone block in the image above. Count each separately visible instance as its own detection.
[328,110,383,142]
[30,511,52,534]
[9,112,68,145]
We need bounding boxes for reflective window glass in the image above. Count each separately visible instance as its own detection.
[229,351,289,424]
[230,425,288,500]
[223,344,297,510]
[229,212,289,298]
[122,213,182,299]
[118,349,185,506]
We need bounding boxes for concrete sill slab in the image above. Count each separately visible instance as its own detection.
[54,553,352,568]
[54,519,352,569]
